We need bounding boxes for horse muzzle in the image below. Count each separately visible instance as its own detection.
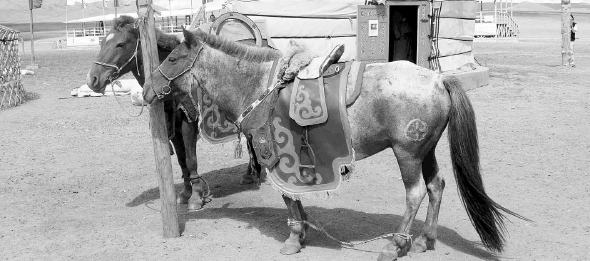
[86,67,110,94]
[142,79,158,104]
[142,75,172,104]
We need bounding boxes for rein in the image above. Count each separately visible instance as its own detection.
[110,80,145,117]
[233,79,282,131]
[94,39,145,117]
[94,39,142,80]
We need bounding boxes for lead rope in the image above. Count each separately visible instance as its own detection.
[190,176,213,209]
[110,79,145,117]
[288,217,412,248]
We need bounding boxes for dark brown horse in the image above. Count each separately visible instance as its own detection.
[86,16,260,210]
[142,29,526,260]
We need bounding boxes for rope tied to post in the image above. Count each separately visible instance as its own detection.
[287,218,412,248]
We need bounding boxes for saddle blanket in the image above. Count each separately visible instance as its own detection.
[266,62,354,198]
[177,59,364,198]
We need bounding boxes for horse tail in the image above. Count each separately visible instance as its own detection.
[443,78,528,252]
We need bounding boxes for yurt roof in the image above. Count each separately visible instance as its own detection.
[0,24,20,41]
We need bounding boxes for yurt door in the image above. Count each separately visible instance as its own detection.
[357,5,389,63]
[357,2,430,68]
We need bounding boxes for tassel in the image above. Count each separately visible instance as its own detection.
[234,134,243,159]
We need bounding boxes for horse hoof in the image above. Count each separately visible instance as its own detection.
[376,251,398,261]
[410,236,428,253]
[240,174,254,185]
[377,243,399,261]
[177,196,188,204]
[280,242,302,255]
[187,201,204,211]
[176,192,191,204]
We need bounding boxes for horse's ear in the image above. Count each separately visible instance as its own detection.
[183,27,198,47]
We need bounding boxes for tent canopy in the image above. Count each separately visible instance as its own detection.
[65,8,197,23]
[196,0,476,71]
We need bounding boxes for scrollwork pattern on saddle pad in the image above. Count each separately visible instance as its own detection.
[199,91,239,144]
[292,84,322,120]
[272,117,323,185]
[289,77,328,126]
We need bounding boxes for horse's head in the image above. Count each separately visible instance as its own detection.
[143,28,202,104]
[87,15,140,93]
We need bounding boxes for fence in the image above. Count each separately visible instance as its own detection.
[0,24,25,110]
[67,27,108,38]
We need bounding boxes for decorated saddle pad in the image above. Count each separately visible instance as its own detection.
[196,88,240,144]
[267,62,354,198]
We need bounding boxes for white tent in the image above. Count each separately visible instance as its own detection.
[195,0,361,62]
[65,12,138,23]
[65,8,197,23]
[194,0,478,72]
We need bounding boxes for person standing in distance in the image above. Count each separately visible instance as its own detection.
[570,14,578,67]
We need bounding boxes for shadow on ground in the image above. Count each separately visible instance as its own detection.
[126,163,500,261]
[125,163,261,208]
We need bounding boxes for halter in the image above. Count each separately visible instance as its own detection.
[152,45,203,100]
[93,39,142,81]
[94,39,144,117]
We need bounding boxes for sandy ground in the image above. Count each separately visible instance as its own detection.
[1,26,590,261]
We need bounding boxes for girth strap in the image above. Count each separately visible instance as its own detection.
[234,58,282,130]
[345,62,368,107]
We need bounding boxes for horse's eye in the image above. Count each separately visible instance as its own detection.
[168,57,177,63]
[116,42,125,48]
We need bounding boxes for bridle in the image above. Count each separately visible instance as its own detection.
[93,39,142,82]
[151,43,281,133]
[93,39,144,117]
[151,44,203,100]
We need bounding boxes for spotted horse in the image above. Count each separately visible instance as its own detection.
[142,28,527,260]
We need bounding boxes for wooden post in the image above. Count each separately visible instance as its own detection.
[27,3,38,70]
[561,0,571,66]
[29,9,35,65]
[137,0,180,238]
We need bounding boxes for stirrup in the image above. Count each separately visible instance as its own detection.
[298,127,316,176]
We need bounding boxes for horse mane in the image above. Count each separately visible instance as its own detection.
[192,29,282,62]
[113,15,136,30]
[156,30,182,51]
[112,15,181,51]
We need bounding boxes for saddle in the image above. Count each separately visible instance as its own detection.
[174,43,367,197]
[249,45,365,197]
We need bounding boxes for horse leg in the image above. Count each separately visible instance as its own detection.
[280,196,308,255]
[240,136,261,185]
[181,119,205,211]
[378,152,427,261]
[165,108,192,205]
[171,133,192,204]
[411,149,444,253]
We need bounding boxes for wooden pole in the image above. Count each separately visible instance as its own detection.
[29,9,36,66]
[66,3,69,43]
[102,1,106,35]
[137,0,180,238]
[561,0,571,66]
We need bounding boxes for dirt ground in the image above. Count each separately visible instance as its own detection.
[1,31,590,260]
